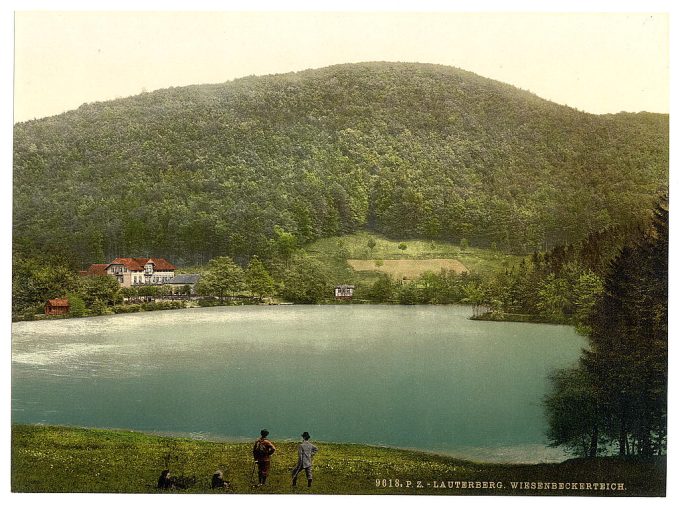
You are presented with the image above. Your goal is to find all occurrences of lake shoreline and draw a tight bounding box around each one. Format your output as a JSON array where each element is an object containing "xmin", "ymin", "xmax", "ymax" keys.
[
  {"xmin": 11, "ymin": 424, "xmax": 666, "ymax": 496},
  {"xmin": 470, "ymin": 312, "xmax": 571, "ymax": 325},
  {"xmin": 15, "ymin": 299, "xmax": 475, "ymax": 323},
  {"xmin": 17, "ymin": 301, "xmax": 574, "ymax": 328}
]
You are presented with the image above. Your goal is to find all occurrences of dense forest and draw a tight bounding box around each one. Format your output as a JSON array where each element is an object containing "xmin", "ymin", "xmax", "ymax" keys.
[{"xmin": 13, "ymin": 62, "xmax": 668, "ymax": 267}]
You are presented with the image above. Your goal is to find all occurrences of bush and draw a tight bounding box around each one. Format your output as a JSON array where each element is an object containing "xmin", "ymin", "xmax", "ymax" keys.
[
  {"xmin": 281, "ymin": 256, "xmax": 333, "ymax": 304},
  {"xmin": 90, "ymin": 299, "xmax": 109, "ymax": 316},
  {"xmin": 111, "ymin": 304, "xmax": 142, "ymax": 314},
  {"xmin": 67, "ymin": 293, "xmax": 87, "ymax": 318},
  {"xmin": 197, "ymin": 298, "xmax": 224, "ymax": 307},
  {"xmin": 141, "ymin": 301, "xmax": 185, "ymax": 312},
  {"xmin": 14, "ymin": 309, "xmax": 38, "ymax": 321},
  {"xmin": 369, "ymin": 274, "xmax": 395, "ymax": 302},
  {"xmin": 397, "ymin": 282, "xmax": 420, "ymax": 305},
  {"xmin": 110, "ymin": 301, "xmax": 186, "ymax": 314}
]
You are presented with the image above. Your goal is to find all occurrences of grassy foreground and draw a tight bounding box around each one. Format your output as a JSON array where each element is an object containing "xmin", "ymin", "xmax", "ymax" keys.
[{"xmin": 11, "ymin": 425, "xmax": 665, "ymax": 496}]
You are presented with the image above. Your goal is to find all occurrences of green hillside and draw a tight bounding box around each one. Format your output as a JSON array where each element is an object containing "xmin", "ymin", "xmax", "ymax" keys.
[{"xmin": 13, "ymin": 62, "xmax": 668, "ymax": 266}]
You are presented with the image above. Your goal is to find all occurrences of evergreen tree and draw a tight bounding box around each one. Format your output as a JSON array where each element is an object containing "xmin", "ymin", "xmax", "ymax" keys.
[
  {"xmin": 545, "ymin": 195, "xmax": 667, "ymax": 458},
  {"xmin": 545, "ymin": 367, "xmax": 602, "ymax": 458},
  {"xmin": 576, "ymin": 195, "xmax": 667, "ymax": 456},
  {"xmin": 572, "ymin": 270, "xmax": 604, "ymax": 336}
]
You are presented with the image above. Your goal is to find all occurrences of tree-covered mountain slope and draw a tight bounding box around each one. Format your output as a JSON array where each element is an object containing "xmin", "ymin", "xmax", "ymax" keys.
[{"xmin": 13, "ymin": 62, "xmax": 668, "ymax": 266}]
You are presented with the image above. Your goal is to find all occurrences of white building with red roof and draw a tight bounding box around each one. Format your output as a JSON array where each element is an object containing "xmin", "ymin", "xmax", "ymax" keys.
[{"xmin": 82, "ymin": 258, "xmax": 176, "ymax": 287}]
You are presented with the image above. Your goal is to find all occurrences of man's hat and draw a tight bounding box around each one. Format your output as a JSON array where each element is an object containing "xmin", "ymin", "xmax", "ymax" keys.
[
  {"xmin": 260, "ymin": 429, "xmax": 269, "ymax": 437},
  {"xmin": 301, "ymin": 432, "xmax": 310, "ymax": 439}
]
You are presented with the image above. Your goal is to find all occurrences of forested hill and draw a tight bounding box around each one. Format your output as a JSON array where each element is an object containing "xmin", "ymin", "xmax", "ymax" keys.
[{"xmin": 13, "ymin": 62, "xmax": 668, "ymax": 266}]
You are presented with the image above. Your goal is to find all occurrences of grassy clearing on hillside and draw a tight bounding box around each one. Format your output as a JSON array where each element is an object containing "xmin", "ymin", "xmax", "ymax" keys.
[
  {"xmin": 348, "ymin": 259, "xmax": 468, "ymax": 280},
  {"xmin": 305, "ymin": 231, "xmax": 522, "ymax": 285},
  {"xmin": 12, "ymin": 425, "xmax": 665, "ymax": 496}
]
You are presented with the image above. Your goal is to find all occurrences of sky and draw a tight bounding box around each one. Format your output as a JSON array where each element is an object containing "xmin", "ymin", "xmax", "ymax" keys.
[{"xmin": 12, "ymin": 9, "xmax": 670, "ymax": 122}]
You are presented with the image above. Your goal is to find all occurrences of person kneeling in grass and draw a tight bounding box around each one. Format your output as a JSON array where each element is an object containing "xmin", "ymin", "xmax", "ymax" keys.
[
  {"xmin": 292, "ymin": 431, "xmax": 318, "ymax": 488},
  {"xmin": 157, "ymin": 469, "xmax": 174, "ymax": 490},
  {"xmin": 211, "ymin": 469, "xmax": 230, "ymax": 491}
]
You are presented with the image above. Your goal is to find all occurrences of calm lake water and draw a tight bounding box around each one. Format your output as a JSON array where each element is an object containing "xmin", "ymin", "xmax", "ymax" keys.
[{"xmin": 12, "ymin": 305, "xmax": 585, "ymax": 463}]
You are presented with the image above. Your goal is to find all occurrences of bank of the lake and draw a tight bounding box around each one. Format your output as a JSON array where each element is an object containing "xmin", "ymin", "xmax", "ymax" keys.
[
  {"xmin": 22, "ymin": 301, "xmax": 569, "ymax": 326},
  {"xmin": 11, "ymin": 425, "xmax": 665, "ymax": 496},
  {"xmin": 470, "ymin": 312, "xmax": 569, "ymax": 325}
]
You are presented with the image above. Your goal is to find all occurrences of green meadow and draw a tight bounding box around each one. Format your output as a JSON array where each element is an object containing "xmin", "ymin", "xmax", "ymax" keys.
[
  {"xmin": 305, "ymin": 231, "xmax": 522, "ymax": 286},
  {"xmin": 11, "ymin": 425, "xmax": 665, "ymax": 496}
]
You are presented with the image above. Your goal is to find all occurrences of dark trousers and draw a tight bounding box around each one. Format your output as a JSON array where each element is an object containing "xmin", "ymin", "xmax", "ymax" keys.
[{"xmin": 257, "ymin": 460, "xmax": 271, "ymax": 484}]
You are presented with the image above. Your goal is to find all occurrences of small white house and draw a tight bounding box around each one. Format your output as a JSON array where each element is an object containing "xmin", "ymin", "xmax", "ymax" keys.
[{"xmin": 334, "ymin": 284, "xmax": 355, "ymax": 300}]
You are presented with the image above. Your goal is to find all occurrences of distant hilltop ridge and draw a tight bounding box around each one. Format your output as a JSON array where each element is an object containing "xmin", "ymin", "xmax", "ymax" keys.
[{"xmin": 13, "ymin": 62, "xmax": 668, "ymax": 266}]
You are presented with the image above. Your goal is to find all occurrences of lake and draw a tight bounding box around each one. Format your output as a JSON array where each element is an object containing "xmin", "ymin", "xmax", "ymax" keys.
[{"xmin": 11, "ymin": 305, "xmax": 585, "ymax": 463}]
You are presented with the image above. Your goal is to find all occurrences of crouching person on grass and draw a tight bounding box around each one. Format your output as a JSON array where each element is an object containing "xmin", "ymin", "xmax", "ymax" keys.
[
  {"xmin": 292, "ymin": 431, "xmax": 318, "ymax": 488},
  {"xmin": 157, "ymin": 469, "xmax": 174, "ymax": 490},
  {"xmin": 211, "ymin": 470, "xmax": 230, "ymax": 491}
]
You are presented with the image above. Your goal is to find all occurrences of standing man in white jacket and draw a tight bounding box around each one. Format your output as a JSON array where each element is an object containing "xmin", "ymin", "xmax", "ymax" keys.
[{"xmin": 292, "ymin": 431, "xmax": 318, "ymax": 488}]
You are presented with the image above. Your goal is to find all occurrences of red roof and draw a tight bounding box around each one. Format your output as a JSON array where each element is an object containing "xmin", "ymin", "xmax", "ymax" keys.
[
  {"xmin": 110, "ymin": 258, "xmax": 144, "ymax": 271},
  {"xmin": 46, "ymin": 298, "xmax": 69, "ymax": 307},
  {"xmin": 84, "ymin": 263, "xmax": 110, "ymax": 276},
  {"xmin": 109, "ymin": 257, "xmax": 176, "ymax": 271},
  {"xmin": 146, "ymin": 258, "xmax": 176, "ymax": 271}
]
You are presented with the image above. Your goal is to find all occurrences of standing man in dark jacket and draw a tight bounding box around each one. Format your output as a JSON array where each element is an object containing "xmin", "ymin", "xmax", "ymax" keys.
[
  {"xmin": 292, "ymin": 431, "xmax": 318, "ymax": 488},
  {"xmin": 253, "ymin": 429, "xmax": 276, "ymax": 486}
]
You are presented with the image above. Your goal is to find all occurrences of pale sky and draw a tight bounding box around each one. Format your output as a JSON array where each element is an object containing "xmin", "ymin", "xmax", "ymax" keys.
[{"xmin": 13, "ymin": 10, "xmax": 669, "ymax": 122}]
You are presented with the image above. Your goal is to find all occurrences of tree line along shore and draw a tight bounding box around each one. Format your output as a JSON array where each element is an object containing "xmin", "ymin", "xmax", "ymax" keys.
[{"xmin": 9, "ymin": 221, "xmax": 636, "ymax": 327}]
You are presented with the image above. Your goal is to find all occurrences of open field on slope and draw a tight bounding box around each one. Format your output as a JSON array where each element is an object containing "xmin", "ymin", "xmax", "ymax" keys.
[
  {"xmin": 347, "ymin": 258, "xmax": 469, "ymax": 280},
  {"xmin": 305, "ymin": 231, "xmax": 523, "ymax": 285}
]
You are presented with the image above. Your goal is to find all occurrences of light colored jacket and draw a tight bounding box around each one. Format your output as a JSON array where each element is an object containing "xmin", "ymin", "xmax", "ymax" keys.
[{"xmin": 297, "ymin": 440, "xmax": 318, "ymax": 468}]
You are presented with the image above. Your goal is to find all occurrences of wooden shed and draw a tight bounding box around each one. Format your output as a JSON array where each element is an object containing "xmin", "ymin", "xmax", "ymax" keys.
[{"xmin": 45, "ymin": 298, "xmax": 70, "ymax": 316}]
